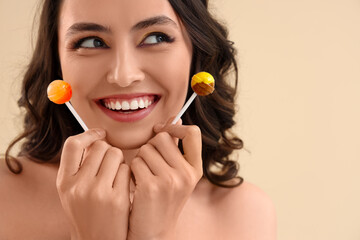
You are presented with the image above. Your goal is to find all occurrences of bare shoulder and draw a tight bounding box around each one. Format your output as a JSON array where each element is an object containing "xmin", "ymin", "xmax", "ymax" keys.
[
  {"xmin": 0, "ymin": 157, "xmax": 34, "ymax": 236},
  {"xmin": 228, "ymin": 181, "xmax": 276, "ymax": 214},
  {"xmin": 0, "ymin": 157, "xmax": 32, "ymax": 198},
  {"xmin": 0, "ymin": 156, "xmax": 60, "ymax": 208},
  {"xmin": 0, "ymin": 157, "xmax": 58, "ymax": 192},
  {"xmin": 0, "ymin": 157, "xmax": 68, "ymax": 239},
  {"xmin": 206, "ymin": 180, "xmax": 277, "ymax": 240}
]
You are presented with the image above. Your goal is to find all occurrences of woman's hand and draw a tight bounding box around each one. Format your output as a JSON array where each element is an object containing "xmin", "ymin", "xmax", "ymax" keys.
[
  {"xmin": 128, "ymin": 121, "xmax": 203, "ymax": 240},
  {"xmin": 56, "ymin": 129, "xmax": 131, "ymax": 240}
]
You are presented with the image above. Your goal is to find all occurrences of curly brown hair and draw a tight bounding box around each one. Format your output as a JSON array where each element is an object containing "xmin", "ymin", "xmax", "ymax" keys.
[{"xmin": 5, "ymin": 0, "xmax": 244, "ymax": 188}]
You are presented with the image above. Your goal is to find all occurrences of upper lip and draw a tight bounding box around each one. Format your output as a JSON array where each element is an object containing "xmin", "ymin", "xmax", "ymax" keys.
[{"xmin": 94, "ymin": 93, "xmax": 160, "ymax": 101}]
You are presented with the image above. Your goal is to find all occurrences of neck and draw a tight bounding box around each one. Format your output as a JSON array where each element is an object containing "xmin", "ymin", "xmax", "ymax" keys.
[{"xmin": 122, "ymin": 148, "xmax": 139, "ymax": 166}]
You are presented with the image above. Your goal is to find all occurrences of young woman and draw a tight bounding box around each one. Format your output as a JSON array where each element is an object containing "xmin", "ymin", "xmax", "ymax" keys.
[{"xmin": 0, "ymin": 0, "xmax": 276, "ymax": 239}]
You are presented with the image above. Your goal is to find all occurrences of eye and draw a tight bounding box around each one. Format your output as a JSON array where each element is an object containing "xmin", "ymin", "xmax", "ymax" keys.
[
  {"xmin": 140, "ymin": 32, "xmax": 174, "ymax": 46},
  {"xmin": 74, "ymin": 37, "xmax": 108, "ymax": 49}
]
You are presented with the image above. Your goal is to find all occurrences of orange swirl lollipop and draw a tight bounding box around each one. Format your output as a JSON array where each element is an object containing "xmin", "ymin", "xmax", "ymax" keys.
[
  {"xmin": 47, "ymin": 80, "xmax": 72, "ymax": 104},
  {"xmin": 172, "ymin": 72, "xmax": 215, "ymax": 124},
  {"xmin": 47, "ymin": 80, "xmax": 88, "ymax": 131}
]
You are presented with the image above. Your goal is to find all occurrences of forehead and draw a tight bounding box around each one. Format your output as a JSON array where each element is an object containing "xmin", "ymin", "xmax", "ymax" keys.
[{"xmin": 58, "ymin": 0, "xmax": 179, "ymax": 31}]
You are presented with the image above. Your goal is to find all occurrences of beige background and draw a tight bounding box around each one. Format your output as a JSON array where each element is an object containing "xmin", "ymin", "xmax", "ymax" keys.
[{"xmin": 1, "ymin": 0, "xmax": 360, "ymax": 239}]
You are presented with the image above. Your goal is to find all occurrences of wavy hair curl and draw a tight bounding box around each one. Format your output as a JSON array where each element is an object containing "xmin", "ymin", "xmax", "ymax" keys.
[{"xmin": 5, "ymin": 0, "xmax": 244, "ymax": 188}]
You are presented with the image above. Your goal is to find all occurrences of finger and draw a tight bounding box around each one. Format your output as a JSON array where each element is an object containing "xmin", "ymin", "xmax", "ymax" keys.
[
  {"xmin": 167, "ymin": 116, "xmax": 182, "ymax": 125},
  {"xmin": 154, "ymin": 117, "xmax": 182, "ymax": 132},
  {"xmin": 154, "ymin": 124, "xmax": 202, "ymax": 170},
  {"xmin": 130, "ymin": 157, "xmax": 155, "ymax": 185},
  {"xmin": 148, "ymin": 132, "xmax": 185, "ymax": 169},
  {"xmin": 136, "ymin": 144, "xmax": 172, "ymax": 176},
  {"xmin": 171, "ymin": 118, "xmax": 182, "ymax": 146},
  {"xmin": 59, "ymin": 129, "xmax": 106, "ymax": 177},
  {"xmin": 154, "ymin": 118, "xmax": 182, "ymax": 145},
  {"xmin": 113, "ymin": 163, "xmax": 131, "ymax": 194},
  {"xmin": 97, "ymin": 147, "xmax": 124, "ymax": 186},
  {"xmin": 77, "ymin": 140, "xmax": 110, "ymax": 178}
]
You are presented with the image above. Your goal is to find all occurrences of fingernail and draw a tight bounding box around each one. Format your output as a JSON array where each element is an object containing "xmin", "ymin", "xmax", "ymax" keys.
[
  {"xmin": 154, "ymin": 123, "xmax": 165, "ymax": 132},
  {"xmin": 94, "ymin": 128, "xmax": 106, "ymax": 137},
  {"xmin": 175, "ymin": 118, "xmax": 183, "ymax": 125}
]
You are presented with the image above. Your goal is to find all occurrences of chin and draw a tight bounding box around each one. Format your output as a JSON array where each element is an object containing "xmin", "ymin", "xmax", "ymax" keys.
[{"xmin": 105, "ymin": 128, "xmax": 154, "ymax": 150}]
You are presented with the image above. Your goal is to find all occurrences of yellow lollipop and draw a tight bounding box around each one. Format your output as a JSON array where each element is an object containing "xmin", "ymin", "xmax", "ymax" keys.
[
  {"xmin": 172, "ymin": 72, "xmax": 215, "ymax": 124},
  {"xmin": 191, "ymin": 72, "xmax": 215, "ymax": 96}
]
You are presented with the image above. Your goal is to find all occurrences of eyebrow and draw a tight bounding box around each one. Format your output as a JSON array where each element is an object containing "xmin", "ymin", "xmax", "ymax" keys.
[
  {"xmin": 66, "ymin": 23, "xmax": 111, "ymax": 38},
  {"xmin": 132, "ymin": 15, "xmax": 178, "ymax": 31},
  {"xmin": 65, "ymin": 15, "xmax": 177, "ymax": 38}
]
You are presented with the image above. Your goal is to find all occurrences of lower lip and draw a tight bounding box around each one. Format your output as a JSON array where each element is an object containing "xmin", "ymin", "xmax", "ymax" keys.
[{"xmin": 96, "ymin": 101, "xmax": 157, "ymax": 122}]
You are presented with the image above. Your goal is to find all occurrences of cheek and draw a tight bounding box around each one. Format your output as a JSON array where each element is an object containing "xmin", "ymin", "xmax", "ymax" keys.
[
  {"xmin": 147, "ymin": 46, "xmax": 192, "ymax": 99},
  {"xmin": 60, "ymin": 55, "xmax": 107, "ymax": 99},
  {"xmin": 154, "ymin": 59, "xmax": 190, "ymax": 117}
]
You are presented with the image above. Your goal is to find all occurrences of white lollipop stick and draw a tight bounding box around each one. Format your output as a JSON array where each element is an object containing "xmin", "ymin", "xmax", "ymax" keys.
[
  {"xmin": 171, "ymin": 92, "xmax": 197, "ymax": 124},
  {"xmin": 65, "ymin": 102, "xmax": 89, "ymax": 131}
]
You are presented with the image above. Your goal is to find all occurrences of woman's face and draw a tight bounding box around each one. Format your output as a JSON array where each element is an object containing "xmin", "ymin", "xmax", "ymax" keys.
[{"xmin": 58, "ymin": 0, "xmax": 193, "ymax": 149}]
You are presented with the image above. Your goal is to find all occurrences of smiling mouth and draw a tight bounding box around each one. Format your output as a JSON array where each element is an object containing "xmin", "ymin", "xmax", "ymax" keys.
[{"xmin": 99, "ymin": 95, "xmax": 160, "ymax": 113}]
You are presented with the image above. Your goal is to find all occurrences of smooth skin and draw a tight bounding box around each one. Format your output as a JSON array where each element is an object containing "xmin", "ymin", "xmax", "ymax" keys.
[
  {"xmin": 0, "ymin": 0, "xmax": 277, "ymax": 239},
  {"xmin": 57, "ymin": 129, "xmax": 131, "ymax": 240},
  {"xmin": 0, "ymin": 153, "xmax": 276, "ymax": 239},
  {"xmin": 57, "ymin": 119, "xmax": 203, "ymax": 240},
  {"xmin": 128, "ymin": 121, "xmax": 203, "ymax": 240},
  {"xmin": 58, "ymin": 0, "xmax": 193, "ymax": 150}
]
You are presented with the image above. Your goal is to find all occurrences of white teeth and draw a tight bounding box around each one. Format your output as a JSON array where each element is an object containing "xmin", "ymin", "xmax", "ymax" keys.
[
  {"xmin": 130, "ymin": 100, "xmax": 138, "ymax": 110},
  {"xmin": 104, "ymin": 97, "xmax": 155, "ymax": 111},
  {"xmin": 115, "ymin": 101, "xmax": 121, "ymax": 110},
  {"xmin": 111, "ymin": 102, "xmax": 116, "ymax": 110},
  {"xmin": 122, "ymin": 101, "xmax": 130, "ymax": 110},
  {"xmin": 139, "ymin": 99, "xmax": 145, "ymax": 109}
]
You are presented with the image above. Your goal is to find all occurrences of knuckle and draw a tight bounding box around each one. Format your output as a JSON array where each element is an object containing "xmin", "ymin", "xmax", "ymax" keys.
[
  {"xmin": 130, "ymin": 157, "xmax": 143, "ymax": 171},
  {"xmin": 56, "ymin": 178, "xmax": 67, "ymax": 193},
  {"xmin": 64, "ymin": 137, "xmax": 81, "ymax": 150},
  {"xmin": 138, "ymin": 144, "xmax": 150, "ymax": 155},
  {"xmin": 130, "ymin": 157, "xmax": 139, "ymax": 169},
  {"xmin": 70, "ymin": 185, "xmax": 87, "ymax": 200},
  {"xmin": 181, "ymin": 175, "xmax": 193, "ymax": 188},
  {"xmin": 119, "ymin": 162, "xmax": 130, "ymax": 172},
  {"xmin": 89, "ymin": 186, "xmax": 106, "ymax": 201},
  {"xmin": 190, "ymin": 174, "xmax": 199, "ymax": 186},
  {"xmin": 93, "ymin": 140, "xmax": 109, "ymax": 149},
  {"xmin": 144, "ymin": 182, "xmax": 160, "ymax": 197},
  {"xmin": 109, "ymin": 146, "xmax": 122, "ymax": 155},
  {"xmin": 155, "ymin": 132, "xmax": 170, "ymax": 141},
  {"xmin": 107, "ymin": 147, "xmax": 123, "ymax": 161},
  {"xmin": 186, "ymin": 125, "xmax": 201, "ymax": 137},
  {"xmin": 193, "ymin": 168, "xmax": 203, "ymax": 182},
  {"xmin": 182, "ymin": 171, "xmax": 199, "ymax": 187},
  {"xmin": 196, "ymin": 168, "xmax": 204, "ymax": 180},
  {"xmin": 165, "ymin": 173, "xmax": 194, "ymax": 195},
  {"xmin": 163, "ymin": 174, "xmax": 176, "ymax": 188},
  {"xmin": 88, "ymin": 129, "xmax": 103, "ymax": 138}
]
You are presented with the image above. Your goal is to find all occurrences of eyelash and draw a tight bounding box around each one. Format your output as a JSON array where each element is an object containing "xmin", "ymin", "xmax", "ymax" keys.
[
  {"xmin": 71, "ymin": 32, "xmax": 175, "ymax": 50},
  {"xmin": 139, "ymin": 32, "xmax": 175, "ymax": 47},
  {"xmin": 72, "ymin": 36, "xmax": 107, "ymax": 49}
]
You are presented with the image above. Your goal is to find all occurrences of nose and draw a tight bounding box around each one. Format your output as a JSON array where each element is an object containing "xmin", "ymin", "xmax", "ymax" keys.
[{"xmin": 106, "ymin": 46, "xmax": 145, "ymax": 87}]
